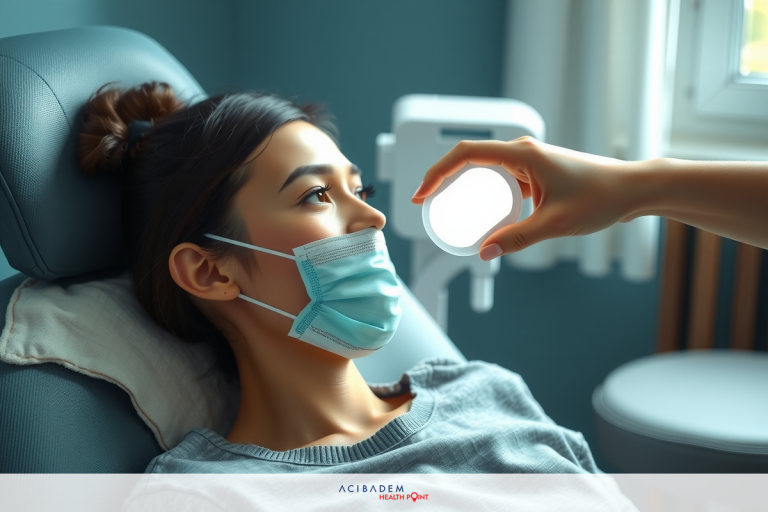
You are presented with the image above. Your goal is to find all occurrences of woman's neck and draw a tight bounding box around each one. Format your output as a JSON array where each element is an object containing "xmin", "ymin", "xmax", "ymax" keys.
[{"xmin": 223, "ymin": 318, "xmax": 412, "ymax": 451}]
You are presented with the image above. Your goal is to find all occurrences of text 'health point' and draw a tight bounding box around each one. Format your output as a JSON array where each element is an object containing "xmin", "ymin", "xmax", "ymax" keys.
[{"xmin": 422, "ymin": 165, "xmax": 522, "ymax": 256}]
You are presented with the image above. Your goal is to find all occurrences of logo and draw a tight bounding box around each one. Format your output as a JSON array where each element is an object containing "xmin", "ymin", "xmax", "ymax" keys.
[{"xmin": 338, "ymin": 484, "xmax": 430, "ymax": 502}]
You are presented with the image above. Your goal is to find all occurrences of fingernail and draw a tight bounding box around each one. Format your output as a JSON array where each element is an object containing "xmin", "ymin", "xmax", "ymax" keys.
[
  {"xmin": 479, "ymin": 244, "xmax": 502, "ymax": 261},
  {"xmin": 411, "ymin": 181, "xmax": 424, "ymax": 199}
]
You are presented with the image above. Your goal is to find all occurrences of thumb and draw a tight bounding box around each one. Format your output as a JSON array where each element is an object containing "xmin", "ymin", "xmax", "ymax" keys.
[{"xmin": 479, "ymin": 212, "xmax": 557, "ymax": 260}]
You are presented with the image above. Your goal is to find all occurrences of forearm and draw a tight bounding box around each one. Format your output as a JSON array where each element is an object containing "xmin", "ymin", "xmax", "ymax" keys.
[{"xmin": 620, "ymin": 158, "xmax": 768, "ymax": 249}]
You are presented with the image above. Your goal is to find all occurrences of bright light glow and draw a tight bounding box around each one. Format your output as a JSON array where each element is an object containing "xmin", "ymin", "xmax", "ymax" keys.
[{"xmin": 429, "ymin": 167, "xmax": 512, "ymax": 248}]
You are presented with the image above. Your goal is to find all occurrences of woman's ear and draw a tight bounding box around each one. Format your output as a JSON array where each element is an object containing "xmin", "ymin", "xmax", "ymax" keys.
[{"xmin": 169, "ymin": 243, "xmax": 240, "ymax": 301}]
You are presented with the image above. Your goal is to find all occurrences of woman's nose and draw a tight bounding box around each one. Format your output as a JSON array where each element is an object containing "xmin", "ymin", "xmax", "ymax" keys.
[{"xmin": 347, "ymin": 197, "xmax": 386, "ymax": 233}]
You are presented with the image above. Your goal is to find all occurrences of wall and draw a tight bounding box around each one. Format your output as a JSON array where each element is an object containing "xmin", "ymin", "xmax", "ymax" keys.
[
  {"xmin": 0, "ymin": 0, "xmax": 107, "ymax": 39},
  {"xmin": 103, "ymin": 0, "xmax": 239, "ymax": 93},
  {"xmin": 233, "ymin": 0, "xmax": 507, "ymax": 285},
  {"xmin": 0, "ymin": 0, "xmax": 239, "ymax": 100},
  {"xmin": 0, "ymin": 0, "xmax": 665, "ymax": 472}
]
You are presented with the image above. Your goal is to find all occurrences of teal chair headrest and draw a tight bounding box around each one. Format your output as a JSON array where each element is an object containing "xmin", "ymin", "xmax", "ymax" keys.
[{"xmin": 0, "ymin": 26, "xmax": 205, "ymax": 279}]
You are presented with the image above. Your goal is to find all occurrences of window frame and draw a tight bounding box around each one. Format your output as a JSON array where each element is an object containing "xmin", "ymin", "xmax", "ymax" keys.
[
  {"xmin": 695, "ymin": 0, "xmax": 768, "ymax": 120},
  {"xmin": 665, "ymin": 0, "xmax": 768, "ymax": 161}
]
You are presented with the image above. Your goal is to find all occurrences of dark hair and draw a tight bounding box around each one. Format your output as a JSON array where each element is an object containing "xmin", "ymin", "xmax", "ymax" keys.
[{"xmin": 78, "ymin": 82, "xmax": 338, "ymax": 387}]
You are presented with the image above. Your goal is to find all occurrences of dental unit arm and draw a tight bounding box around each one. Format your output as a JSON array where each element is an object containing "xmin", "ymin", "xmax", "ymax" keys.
[{"xmin": 377, "ymin": 95, "xmax": 545, "ymax": 330}]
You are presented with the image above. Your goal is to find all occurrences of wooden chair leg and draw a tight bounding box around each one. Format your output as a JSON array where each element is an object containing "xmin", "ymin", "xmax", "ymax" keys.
[
  {"xmin": 657, "ymin": 220, "xmax": 688, "ymax": 353},
  {"xmin": 729, "ymin": 243, "xmax": 762, "ymax": 350},
  {"xmin": 687, "ymin": 230, "xmax": 722, "ymax": 350}
]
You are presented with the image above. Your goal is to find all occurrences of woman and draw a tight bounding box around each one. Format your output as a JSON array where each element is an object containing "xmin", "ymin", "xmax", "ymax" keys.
[{"xmin": 78, "ymin": 82, "xmax": 600, "ymax": 475}]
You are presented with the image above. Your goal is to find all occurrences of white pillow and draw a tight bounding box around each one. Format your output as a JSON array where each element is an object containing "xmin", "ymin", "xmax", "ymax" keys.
[{"xmin": 0, "ymin": 272, "xmax": 240, "ymax": 451}]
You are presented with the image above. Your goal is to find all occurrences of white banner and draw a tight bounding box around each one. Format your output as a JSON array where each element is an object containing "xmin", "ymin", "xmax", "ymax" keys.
[{"xmin": 1, "ymin": 474, "xmax": 767, "ymax": 512}]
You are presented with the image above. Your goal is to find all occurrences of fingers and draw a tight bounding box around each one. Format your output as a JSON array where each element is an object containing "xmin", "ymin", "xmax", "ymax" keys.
[
  {"xmin": 411, "ymin": 139, "xmax": 533, "ymax": 204},
  {"xmin": 478, "ymin": 211, "xmax": 557, "ymax": 260}
]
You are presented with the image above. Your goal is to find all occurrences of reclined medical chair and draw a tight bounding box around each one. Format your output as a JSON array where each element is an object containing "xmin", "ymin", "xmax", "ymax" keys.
[
  {"xmin": 593, "ymin": 221, "xmax": 768, "ymax": 472},
  {"xmin": 0, "ymin": 26, "xmax": 466, "ymax": 473}
]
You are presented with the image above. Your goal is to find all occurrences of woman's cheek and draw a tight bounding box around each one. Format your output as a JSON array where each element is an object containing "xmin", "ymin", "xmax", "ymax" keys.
[{"xmin": 290, "ymin": 220, "xmax": 340, "ymax": 246}]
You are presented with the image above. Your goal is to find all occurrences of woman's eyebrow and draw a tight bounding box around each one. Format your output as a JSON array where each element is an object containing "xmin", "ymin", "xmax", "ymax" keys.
[
  {"xmin": 279, "ymin": 163, "xmax": 361, "ymax": 192},
  {"xmin": 279, "ymin": 164, "xmax": 333, "ymax": 192}
]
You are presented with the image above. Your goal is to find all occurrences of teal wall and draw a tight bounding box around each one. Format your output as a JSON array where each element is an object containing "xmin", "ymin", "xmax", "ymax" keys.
[
  {"xmin": 232, "ymin": 0, "xmax": 508, "ymax": 289},
  {"xmin": 0, "ymin": 0, "xmax": 239, "ymax": 95},
  {"xmin": 0, "ymin": 0, "xmax": 667, "ymax": 472},
  {"xmin": 0, "ymin": 0, "xmax": 107, "ymax": 38}
]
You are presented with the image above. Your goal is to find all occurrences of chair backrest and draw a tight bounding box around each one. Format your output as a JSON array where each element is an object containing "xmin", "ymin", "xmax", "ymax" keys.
[
  {"xmin": 656, "ymin": 219, "xmax": 766, "ymax": 352},
  {"xmin": 0, "ymin": 26, "xmax": 203, "ymax": 280},
  {"xmin": 0, "ymin": 26, "xmax": 206, "ymax": 472}
]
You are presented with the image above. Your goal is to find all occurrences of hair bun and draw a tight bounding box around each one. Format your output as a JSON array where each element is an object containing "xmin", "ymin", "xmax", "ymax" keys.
[{"xmin": 78, "ymin": 81, "xmax": 182, "ymax": 176}]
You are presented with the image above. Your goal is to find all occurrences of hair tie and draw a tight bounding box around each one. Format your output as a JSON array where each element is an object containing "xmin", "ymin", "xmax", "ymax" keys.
[{"xmin": 126, "ymin": 119, "xmax": 152, "ymax": 151}]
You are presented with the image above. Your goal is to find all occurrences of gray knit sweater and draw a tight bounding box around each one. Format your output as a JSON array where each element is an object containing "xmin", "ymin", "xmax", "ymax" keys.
[{"xmin": 144, "ymin": 357, "xmax": 600, "ymax": 474}]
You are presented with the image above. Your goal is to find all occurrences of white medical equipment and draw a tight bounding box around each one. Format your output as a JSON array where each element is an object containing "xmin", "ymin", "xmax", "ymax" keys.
[
  {"xmin": 422, "ymin": 164, "xmax": 523, "ymax": 257},
  {"xmin": 377, "ymin": 94, "xmax": 544, "ymax": 329}
]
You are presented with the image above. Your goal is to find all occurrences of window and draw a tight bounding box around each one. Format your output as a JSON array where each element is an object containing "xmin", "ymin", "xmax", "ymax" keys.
[
  {"xmin": 738, "ymin": 0, "xmax": 768, "ymax": 80},
  {"xmin": 668, "ymin": 0, "xmax": 768, "ymax": 160},
  {"xmin": 694, "ymin": 0, "xmax": 768, "ymax": 119}
]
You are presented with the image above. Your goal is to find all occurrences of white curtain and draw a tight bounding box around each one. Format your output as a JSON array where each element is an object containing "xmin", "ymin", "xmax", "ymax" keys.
[{"xmin": 501, "ymin": 0, "xmax": 680, "ymax": 282}]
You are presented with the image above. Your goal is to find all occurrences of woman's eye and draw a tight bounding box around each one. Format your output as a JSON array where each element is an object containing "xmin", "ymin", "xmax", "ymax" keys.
[
  {"xmin": 355, "ymin": 184, "xmax": 376, "ymax": 201},
  {"xmin": 302, "ymin": 186, "xmax": 332, "ymax": 205}
]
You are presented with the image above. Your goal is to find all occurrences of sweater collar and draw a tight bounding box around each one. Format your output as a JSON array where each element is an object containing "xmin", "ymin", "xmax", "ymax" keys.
[{"xmin": 189, "ymin": 360, "xmax": 437, "ymax": 465}]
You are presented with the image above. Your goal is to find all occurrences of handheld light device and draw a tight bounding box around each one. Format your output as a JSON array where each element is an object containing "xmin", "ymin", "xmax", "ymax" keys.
[
  {"xmin": 422, "ymin": 164, "xmax": 522, "ymax": 256},
  {"xmin": 376, "ymin": 94, "xmax": 544, "ymax": 326}
]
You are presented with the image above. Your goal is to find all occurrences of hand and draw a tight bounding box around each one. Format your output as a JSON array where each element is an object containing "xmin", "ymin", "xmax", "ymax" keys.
[{"xmin": 411, "ymin": 137, "xmax": 639, "ymax": 260}]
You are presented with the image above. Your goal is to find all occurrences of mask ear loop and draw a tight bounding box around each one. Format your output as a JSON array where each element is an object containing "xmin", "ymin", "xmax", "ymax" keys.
[
  {"xmin": 203, "ymin": 233, "xmax": 298, "ymax": 320},
  {"xmin": 204, "ymin": 234, "xmax": 297, "ymax": 260},
  {"xmin": 236, "ymin": 294, "xmax": 297, "ymax": 320}
]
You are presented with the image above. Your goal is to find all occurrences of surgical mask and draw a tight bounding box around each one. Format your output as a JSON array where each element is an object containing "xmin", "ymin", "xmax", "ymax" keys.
[{"xmin": 204, "ymin": 227, "xmax": 402, "ymax": 359}]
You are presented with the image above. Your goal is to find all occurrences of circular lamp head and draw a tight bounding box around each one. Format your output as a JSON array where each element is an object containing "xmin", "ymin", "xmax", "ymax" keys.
[{"xmin": 422, "ymin": 164, "xmax": 522, "ymax": 256}]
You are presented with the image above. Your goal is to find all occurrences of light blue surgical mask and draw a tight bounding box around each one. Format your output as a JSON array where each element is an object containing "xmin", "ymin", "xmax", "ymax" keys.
[{"xmin": 204, "ymin": 227, "xmax": 402, "ymax": 359}]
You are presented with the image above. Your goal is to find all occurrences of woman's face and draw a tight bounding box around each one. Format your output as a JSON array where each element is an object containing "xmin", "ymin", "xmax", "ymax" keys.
[{"xmin": 229, "ymin": 120, "xmax": 386, "ymax": 332}]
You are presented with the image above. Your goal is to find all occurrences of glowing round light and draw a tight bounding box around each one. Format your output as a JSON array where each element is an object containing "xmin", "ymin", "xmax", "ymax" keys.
[{"xmin": 422, "ymin": 165, "xmax": 522, "ymax": 256}]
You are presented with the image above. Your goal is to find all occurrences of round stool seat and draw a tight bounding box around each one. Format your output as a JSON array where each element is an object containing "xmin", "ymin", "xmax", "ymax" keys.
[{"xmin": 593, "ymin": 350, "xmax": 768, "ymax": 472}]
